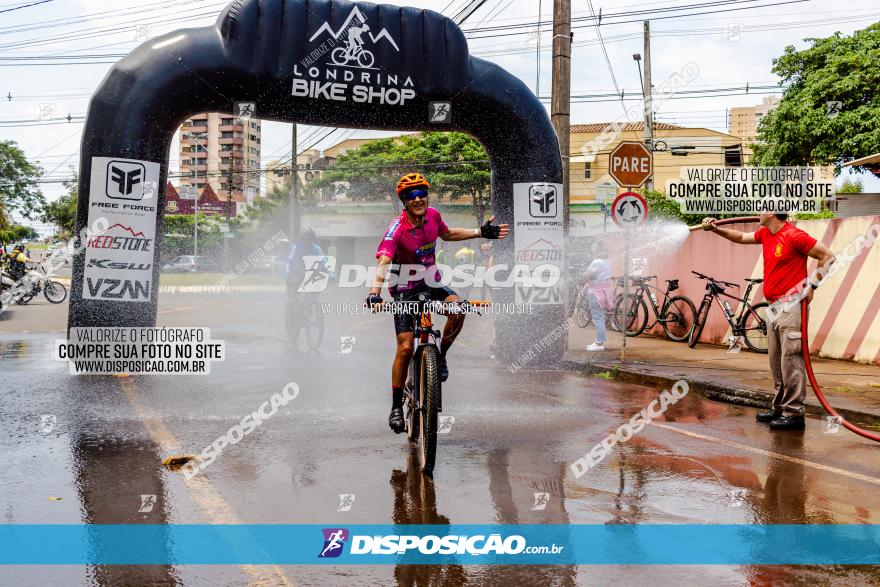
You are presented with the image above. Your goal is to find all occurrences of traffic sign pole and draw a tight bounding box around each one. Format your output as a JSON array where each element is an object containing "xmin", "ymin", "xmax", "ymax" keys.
[{"xmin": 621, "ymin": 225, "xmax": 631, "ymax": 362}]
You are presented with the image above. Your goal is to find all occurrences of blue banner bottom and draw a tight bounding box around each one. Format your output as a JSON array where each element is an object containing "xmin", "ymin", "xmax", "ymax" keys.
[{"xmin": 1, "ymin": 524, "xmax": 878, "ymax": 565}]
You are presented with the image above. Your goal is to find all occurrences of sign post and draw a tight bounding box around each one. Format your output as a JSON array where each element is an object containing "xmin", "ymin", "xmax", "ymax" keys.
[{"xmin": 610, "ymin": 190, "xmax": 648, "ymax": 362}]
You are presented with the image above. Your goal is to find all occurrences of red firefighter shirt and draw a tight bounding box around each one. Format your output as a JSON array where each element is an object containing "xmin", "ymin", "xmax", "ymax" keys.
[{"xmin": 753, "ymin": 222, "xmax": 817, "ymax": 301}]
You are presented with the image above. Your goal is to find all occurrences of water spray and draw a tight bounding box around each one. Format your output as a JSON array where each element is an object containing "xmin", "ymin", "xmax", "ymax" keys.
[{"xmin": 689, "ymin": 215, "xmax": 880, "ymax": 443}]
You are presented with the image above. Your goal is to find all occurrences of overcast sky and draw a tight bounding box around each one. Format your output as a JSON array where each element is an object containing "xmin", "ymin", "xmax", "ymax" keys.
[{"xmin": 2, "ymin": 0, "xmax": 878, "ymax": 231}]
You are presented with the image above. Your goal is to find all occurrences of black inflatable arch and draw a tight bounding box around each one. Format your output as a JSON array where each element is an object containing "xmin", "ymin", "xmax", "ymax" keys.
[{"xmin": 71, "ymin": 0, "xmax": 563, "ymax": 359}]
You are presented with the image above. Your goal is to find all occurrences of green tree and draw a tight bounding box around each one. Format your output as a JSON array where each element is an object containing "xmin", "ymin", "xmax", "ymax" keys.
[
  {"xmin": 752, "ymin": 23, "xmax": 880, "ymax": 171},
  {"xmin": 42, "ymin": 171, "xmax": 78, "ymax": 237},
  {"xmin": 315, "ymin": 132, "xmax": 491, "ymax": 222},
  {"xmin": 0, "ymin": 140, "xmax": 46, "ymax": 230},
  {"xmin": 837, "ymin": 178, "xmax": 863, "ymax": 193}
]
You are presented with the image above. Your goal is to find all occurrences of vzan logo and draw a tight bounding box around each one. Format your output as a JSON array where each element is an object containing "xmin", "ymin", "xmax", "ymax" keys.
[
  {"xmin": 107, "ymin": 160, "xmax": 146, "ymax": 200},
  {"xmin": 292, "ymin": 7, "xmax": 415, "ymax": 106}
]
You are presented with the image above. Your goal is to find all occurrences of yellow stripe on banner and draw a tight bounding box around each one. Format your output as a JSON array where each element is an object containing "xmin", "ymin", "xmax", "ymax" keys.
[{"xmin": 117, "ymin": 377, "xmax": 293, "ymax": 587}]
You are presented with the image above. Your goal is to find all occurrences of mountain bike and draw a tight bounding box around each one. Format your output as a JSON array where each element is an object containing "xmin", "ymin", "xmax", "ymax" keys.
[
  {"xmin": 384, "ymin": 296, "xmax": 488, "ymax": 475},
  {"xmin": 613, "ymin": 276, "xmax": 696, "ymax": 341},
  {"xmin": 688, "ymin": 271, "xmax": 769, "ymax": 353}
]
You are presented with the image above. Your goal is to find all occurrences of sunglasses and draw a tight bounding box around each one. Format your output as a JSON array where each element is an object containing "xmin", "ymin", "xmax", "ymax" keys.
[{"xmin": 403, "ymin": 188, "xmax": 429, "ymax": 201}]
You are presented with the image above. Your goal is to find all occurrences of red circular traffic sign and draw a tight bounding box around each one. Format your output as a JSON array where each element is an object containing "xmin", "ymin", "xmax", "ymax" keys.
[{"xmin": 611, "ymin": 191, "xmax": 648, "ymax": 228}]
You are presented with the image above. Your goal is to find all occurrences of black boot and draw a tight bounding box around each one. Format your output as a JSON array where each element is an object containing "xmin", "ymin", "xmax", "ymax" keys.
[
  {"xmin": 439, "ymin": 353, "xmax": 449, "ymax": 382},
  {"xmin": 756, "ymin": 408, "xmax": 782, "ymax": 423},
  {"xmin": 770, "ymin": 415, "xmax": 805, "ymax": 430},
  {"xmin": 388, "ymin": 405, "xmax": 405, "ymax": 434}
]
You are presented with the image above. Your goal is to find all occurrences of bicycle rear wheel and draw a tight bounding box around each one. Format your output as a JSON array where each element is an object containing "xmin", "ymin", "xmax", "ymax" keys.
[
  {"xmin": 661, "ymin": 295, "xmax": 696, "ymax": 342},
  {"xmin": 740, "ymin": 302, "xmax": 770, "ymax": 353},
  {"xmin": 688, "ymin": 299, "xmax": 711, "ymax": 348},
  {"xmin": 417, "ymin": 345, "xmax": 440, "ymax": 475},
  {"xmin": 614, "ymin": 295, "xmax": 648, "ymax": 337}
]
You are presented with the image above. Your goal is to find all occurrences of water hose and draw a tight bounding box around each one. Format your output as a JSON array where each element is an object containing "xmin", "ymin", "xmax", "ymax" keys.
[{"xmin": 690, "ymin": 216, "xmax": 880, "ymax": 442}]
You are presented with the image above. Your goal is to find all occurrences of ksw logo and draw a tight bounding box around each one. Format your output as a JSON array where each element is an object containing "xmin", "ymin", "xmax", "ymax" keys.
[
  {"xmin": 318, "ymin": 528, "xmax": 349, "ymax": 558},
  {"xmin": 309, "ymin": 6, "xmax": 400, "ymax": 69},
  {"xmin": 86, "ymin": 278, "xmax": 151, "ymax": 301},
  {"xmin": 529, "ymin": 184, "xmax": 557, "ymax": 218},
  {"xmin": 106, "ymin": 161, "xmax": 146, "ymax": 200},
  {"xmin": 88, "ymin": 259, "xmax": 152, "ymax": 271}
]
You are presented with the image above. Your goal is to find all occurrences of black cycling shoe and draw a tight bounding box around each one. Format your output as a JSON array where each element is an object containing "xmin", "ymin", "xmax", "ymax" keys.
[
  {"xmin": 770, "ymin": 415, "xmax": 805, "ymax": 431},
  {"xmin": 439, "ymin": 354, "xmax": 449, "ymax": 382},
  {"xmin": 756, "ymin": 409, "xmax": 782, "ymax": 423},
  {"xmin": 388, "ymin": 405, "xmax": 405, "ymax": 434}
]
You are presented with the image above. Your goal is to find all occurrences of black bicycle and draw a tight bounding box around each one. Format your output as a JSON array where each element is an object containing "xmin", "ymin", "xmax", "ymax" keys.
[
  {"xmin": 688, "ymin": 271, "xmax": 769, "ymax": 353},
  {"xmin": 613, "ymin": 276, "xmax": 697, "ymax": 342},
  {"xmin": 285, "ymin": 293, "xmax": 324, "ymax": 350},
  {"xmin": 569, "ymin": 277, "xmax": 625, "ymax": 332},
  {"xmin": 381, "ymin": 296, "xmax": 487, "ymax": 475}
]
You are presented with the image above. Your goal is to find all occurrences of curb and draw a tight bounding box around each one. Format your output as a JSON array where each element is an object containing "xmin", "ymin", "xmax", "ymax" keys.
[{"xmin": 561, "ymin": 356, "xmax": 880, "ymax": 428}]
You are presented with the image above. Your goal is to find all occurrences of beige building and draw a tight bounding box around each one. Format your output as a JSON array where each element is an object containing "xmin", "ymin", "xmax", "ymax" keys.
[
  {"xmin": 570, "ymin": 122, "xmax": 744, "ymax": 204},
  {"xmin": 728, "ymin": 96, "xmax": 780, "ymax": 156},
  {"xmin": 179, "ymin": 113, "xmax": 262, "ymax": 209}
]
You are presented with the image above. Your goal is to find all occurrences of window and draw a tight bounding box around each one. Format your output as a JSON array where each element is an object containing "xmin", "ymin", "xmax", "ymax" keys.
[
  {"xmin": 584, "ymin": 162, "xmax": 591, "ymax": 179},
  {"xmin": 221, "ymin": 118, "xmax": 234, "ymax": 125},
  {"xmin": 724, "ymin": 145, "xmax": 743, "ymax": 167},
  {"xmin": 249, "ymin": 134, "xmax": 257, "ymax": 141},
  {"xmin": 221, "ymin": 144, "xmax": 233, "ymax": 151},
  {"xmin": 221, "ymin": 131, "xmax": 234, "ymax": 138}
]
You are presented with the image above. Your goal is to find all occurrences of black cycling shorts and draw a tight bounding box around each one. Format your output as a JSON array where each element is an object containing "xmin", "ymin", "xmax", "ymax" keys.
[{"xmin": 392, "ymin": 283, "xmax": 458, "ymax": 335}]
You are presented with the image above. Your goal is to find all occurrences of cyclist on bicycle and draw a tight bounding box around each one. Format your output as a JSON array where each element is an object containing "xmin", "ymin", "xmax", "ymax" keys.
[
  {"xmin": 367, "ymin": 173, "xmax": 509, "ymax": 434},
  {"xmin": 346, "ymin": 22, "xmax": 370, "ymax": 56},
  {"xmin": 285, "ymin": 228, "xmax": 333, "ymax": 311}
]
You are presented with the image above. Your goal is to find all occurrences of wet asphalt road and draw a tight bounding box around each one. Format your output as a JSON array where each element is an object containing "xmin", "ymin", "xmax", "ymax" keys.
[{"xmin": 1, "ymin": 289, "xmax": 879, "ymax": 586}]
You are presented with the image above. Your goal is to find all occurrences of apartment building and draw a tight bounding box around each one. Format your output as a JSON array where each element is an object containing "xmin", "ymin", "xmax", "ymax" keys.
[
  {"xmin": 178, "ymin": 113, "xmax": 262, "ymax": 211},
  {"xmin": 728, "ymin": 96, "xmax": 780, "ymax": 156}
]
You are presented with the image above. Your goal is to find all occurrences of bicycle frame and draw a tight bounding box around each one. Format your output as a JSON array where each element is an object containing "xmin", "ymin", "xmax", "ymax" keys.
[
  {"xmin": 700, "ymin": 280, "xmax": 760, "ymax": 333},
  {"xmin": 627, "ymin": 278, "xmax": 676, "ymax": 329}
]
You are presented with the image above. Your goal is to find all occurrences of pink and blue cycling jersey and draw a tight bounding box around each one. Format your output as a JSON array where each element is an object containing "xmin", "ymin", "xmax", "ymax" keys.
[{"xmin": 376, "ymin": 207, "xmax": 448, "ymax": 292}]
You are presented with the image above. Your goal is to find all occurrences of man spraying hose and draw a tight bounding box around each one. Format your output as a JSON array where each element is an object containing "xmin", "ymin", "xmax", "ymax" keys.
[{"xmin": 700, "ymin": 214, "xmax": 833, "ymax": 430}]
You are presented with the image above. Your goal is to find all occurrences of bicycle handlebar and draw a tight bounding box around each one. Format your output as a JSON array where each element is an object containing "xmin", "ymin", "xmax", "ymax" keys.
[{"xmin": 690, "ymin": 271, "xmax": 739, "ymax": 289}]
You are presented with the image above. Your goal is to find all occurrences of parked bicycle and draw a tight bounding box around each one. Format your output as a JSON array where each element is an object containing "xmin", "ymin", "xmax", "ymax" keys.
[
  {"xmin": 687, "ymin": 271, "xmax": 769, "ymax": 353},
  {"xmin": 613, "ymin": 276, "xmax": 696, "ymax": 342},
  {"xmin": 569, "ymin": 277, "xmax": 624, "ymax": 332}
]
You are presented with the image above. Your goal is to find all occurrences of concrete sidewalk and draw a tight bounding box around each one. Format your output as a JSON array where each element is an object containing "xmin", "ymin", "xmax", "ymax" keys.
[{"xmin": 565, "ymin": 323, "xmax": 880, "ymax": 428}]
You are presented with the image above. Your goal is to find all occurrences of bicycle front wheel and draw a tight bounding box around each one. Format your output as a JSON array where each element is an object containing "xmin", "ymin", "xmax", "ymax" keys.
[
  {"xmin": 304, "ymin": 303, "xmax": 324, "ymax": 350},
  {"xmin": 614, "ymin": 295, "xmax": 648, "ymax": 337},
  {"xmin": 661, "ymin": 295, "xmax": 696, "ymax": 342},
  {"xmin": 44, "ymin": 280, "xmax": 67, "ymax": 304},
  {"xmin": 574, "ymin": 292, "xmax": 592, "ymax": 328},
  {"xmin": 740, "ymin": 302, "xmax": 770, "ymax": 354},
  {"xmin": 688, "ymin": 299, "xmax": 711, "ymax": 348},
  {"xmin": 417, "ymin": 345, "xmax": 440, "ymax": 475}
]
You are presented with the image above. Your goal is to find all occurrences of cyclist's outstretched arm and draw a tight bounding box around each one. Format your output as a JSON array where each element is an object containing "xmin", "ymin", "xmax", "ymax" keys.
[
  {"xmin": 700, "ymin": 217, "xmax": 757, "ymax": 244},
  {"xmin": 440, "ymin": 216, "xmax": 510, "ymax": 242}
]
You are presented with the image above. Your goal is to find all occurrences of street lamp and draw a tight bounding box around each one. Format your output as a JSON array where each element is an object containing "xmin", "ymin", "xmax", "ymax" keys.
[{"xmin": 186, "ymin": 130, "xmax": 207, "ymax": 258}]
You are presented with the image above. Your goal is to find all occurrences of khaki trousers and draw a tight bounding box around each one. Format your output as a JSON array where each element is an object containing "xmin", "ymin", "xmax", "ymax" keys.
[{"xmin": 767, "ymin": 301, "xmax": 807, "ymax": 417}]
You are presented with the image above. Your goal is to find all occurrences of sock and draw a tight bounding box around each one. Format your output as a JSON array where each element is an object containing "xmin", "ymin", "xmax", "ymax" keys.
[{"xmin": 392, "ymin": 387, "xmax": 403, "ymax": 408}]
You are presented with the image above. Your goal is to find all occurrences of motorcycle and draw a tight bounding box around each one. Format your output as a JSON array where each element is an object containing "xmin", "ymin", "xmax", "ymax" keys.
[{"xmin": 14, "ymin": 269, "xmax": 68, "ymax": 305}]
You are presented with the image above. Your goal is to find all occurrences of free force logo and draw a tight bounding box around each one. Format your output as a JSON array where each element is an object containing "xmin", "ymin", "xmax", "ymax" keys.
[
  {"xmin": 107, "ymin": 161, "xmax": 146, "ymax": 200},
  {"xmin": 529, "ymin": 184, "xmax": 558, "ymax": 218},
  {"xmin": 319, "ymin": 528, "xmax": 349, "ymax": 558}
]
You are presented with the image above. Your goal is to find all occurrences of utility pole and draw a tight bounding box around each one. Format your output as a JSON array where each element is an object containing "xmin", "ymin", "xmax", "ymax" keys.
[
  {"xmin": 224, "ymin": 158, "xmax": 235, "ymax": 272},
  {"xmin": 536, "ymin": 0, "xmax": 542, "ymax": 96},
  {"xmin": 642, "ymin": 20, "xmax": 654, "ymax": 191},
  {"xmin": 551, "ymin": 0, "xmax": 571, "ymax": 234},
  {"xmin": 288, "ymin": 123, "xmax": 301, "ymax": 243}
]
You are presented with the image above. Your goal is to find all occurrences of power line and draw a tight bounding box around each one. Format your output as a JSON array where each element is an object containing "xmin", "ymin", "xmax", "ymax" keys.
[{"xmin": 0, "ymin": 0, "xmax": 53, "ymax": 15}]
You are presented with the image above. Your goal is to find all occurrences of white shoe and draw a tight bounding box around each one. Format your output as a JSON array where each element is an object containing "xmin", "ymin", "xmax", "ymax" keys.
[{"xmin": 586, "ymin": 342, "xmax": 605, "ymax": 352}]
